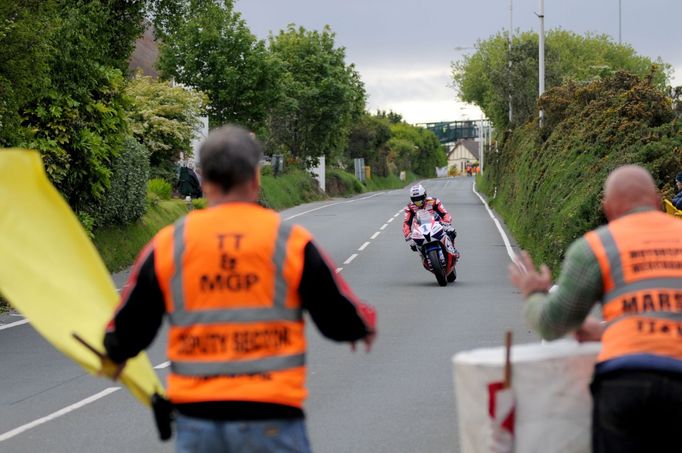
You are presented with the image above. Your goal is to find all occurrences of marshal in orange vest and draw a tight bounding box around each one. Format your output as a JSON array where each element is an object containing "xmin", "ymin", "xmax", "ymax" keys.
[
  {"xmin": 154, "ymin": 202, "xmax": 312, "ymax": 408},
  {"xmin": 584, "ymin": 210, "xmax": 682, "ymax": 365}
]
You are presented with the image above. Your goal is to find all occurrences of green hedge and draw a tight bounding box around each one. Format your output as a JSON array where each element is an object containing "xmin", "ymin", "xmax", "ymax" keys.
[
  {"xmin": 483, "ymin": 71, "xmax": 682, "ymax": 273},
  {"xmin": 96, "ymin": 137, "xmax": 150, "ymax": 226}
]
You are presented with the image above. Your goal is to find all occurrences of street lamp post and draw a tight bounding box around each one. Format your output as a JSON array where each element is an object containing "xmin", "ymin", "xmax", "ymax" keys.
[
  {"xmin": 508, "ymin": 0, "xmax": 513, "ymax": 124},
  {"xmin": 538, "ymin": 0, "xmax": 545, "ymax": 126}
]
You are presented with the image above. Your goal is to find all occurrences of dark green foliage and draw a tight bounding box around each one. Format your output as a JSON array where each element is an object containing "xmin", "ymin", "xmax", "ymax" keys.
[
  {"xmin": 97, "ymin": 137, "xmax": 150, "ymax": 226},
  {"xmin": 0, "ymin": 1, "xmax": 53, "ymax": 146},
  {"xmin": 483, "ymin": 72, "xmax": 682, "ymax": 273},
  {"xmin": 158, "ymin": 0, "xmax": 278, "ymax": 131},
  {"xmin": 266, "ymin": 25, "xmax": 366, "ymax": 166},
  {"xmin": 5, "ymin": 0, "xmax": 150, "ymax": 222},
  {"xmin": 347, "ymin": 114, "xmax": 392, "ymax": 176}
]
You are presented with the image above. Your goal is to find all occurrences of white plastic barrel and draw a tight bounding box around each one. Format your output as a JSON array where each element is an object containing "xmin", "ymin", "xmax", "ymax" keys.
[{"xmin": 452, "ymin": 339, "xmax": 601, "ymax": 453}]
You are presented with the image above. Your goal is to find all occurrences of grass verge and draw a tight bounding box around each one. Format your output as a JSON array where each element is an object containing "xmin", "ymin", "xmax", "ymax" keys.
[
  {"xmin": 260, "ymin": 169, "xmax": 326, "ymax": 210},
  {"xmin": 93, "ymin": 199, "xmax": 189, "ymax": 272}
]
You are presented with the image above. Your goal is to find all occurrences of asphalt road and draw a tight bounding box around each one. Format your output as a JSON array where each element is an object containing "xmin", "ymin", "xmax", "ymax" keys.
[{"xmin": 0, "ymin": 176, "xmax": 536, "ymax": 452}]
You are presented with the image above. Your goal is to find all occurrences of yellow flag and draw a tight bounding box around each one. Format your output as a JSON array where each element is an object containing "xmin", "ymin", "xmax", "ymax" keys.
[{"xmin": 0, "ymin": 149, "xmax": 164, "ymax": 406}]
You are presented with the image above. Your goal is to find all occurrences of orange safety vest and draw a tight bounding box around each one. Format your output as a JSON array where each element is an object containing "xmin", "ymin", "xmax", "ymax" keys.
[
  {"xmin": 584, "ymin": 210, "xmax": 682, "ymax": 364},
  {"xmin": 154, "ymin": 202, "xmax": 312, "ymax": 408}
]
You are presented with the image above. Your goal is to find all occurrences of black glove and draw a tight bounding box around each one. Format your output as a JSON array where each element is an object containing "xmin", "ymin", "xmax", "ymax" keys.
[{"xmin": 407, "ymin": 239, "xmax": 418, "ymax": 252}]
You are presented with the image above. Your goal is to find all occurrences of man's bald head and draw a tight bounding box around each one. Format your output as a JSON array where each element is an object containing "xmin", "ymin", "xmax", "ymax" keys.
[{"xmin": 603, "ymin": 165, "xmax": 659, "ymax": 220}]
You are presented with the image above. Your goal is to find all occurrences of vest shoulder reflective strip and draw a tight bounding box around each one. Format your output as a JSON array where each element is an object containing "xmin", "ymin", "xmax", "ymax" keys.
[
  {"xmin": 584, "ymin": 225, "xmax": 620, "ymax": 293},
  {"xmin": 167, "ymin": 215, "xmax": 302, "ymax": 326},
  {"xmin": 584, "ymin": 227, "xmax": 616, "ymax": 293}
]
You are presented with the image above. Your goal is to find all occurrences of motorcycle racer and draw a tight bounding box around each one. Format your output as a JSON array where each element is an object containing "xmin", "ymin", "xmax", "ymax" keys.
[{"xmin": 403, "ymin": 184, "xmax": 458, "ymax": 256}]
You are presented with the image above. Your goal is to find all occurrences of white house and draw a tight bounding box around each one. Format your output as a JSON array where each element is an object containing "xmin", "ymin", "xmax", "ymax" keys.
[{"xmin": 447, "ymin": 139, "xmax": 480, "ymax": 173}]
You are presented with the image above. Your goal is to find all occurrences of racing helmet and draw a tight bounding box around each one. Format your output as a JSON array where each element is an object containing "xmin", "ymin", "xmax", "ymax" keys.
[{"xmin": 409, "ymin": 184, "xmax": 427, "ymax": 207}]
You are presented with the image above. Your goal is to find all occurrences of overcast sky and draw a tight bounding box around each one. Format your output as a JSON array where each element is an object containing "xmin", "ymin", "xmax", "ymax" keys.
[{"xmin": 236, "ymin": 0, "xmax": 682, "ymax": 124}]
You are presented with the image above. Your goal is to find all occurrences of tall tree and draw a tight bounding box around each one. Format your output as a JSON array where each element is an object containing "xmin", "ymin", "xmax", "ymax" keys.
[
  {"xmin": 0, "ymin": 1, "xmax": 54, "ymax": 146},
  {"xmin": 157, "ymin": 0, "xmax": 278, "ymax": 130},
  {"xmin": 266, "ymin": 25, "xmax": 366, "ymax": 166},
  {"xmin": 125, "ymin": 73, "xmax": 207, "ymax": 180},
  {"xmin": 452, "ymin": 29, "xmax": 671, "ymax": 130}
]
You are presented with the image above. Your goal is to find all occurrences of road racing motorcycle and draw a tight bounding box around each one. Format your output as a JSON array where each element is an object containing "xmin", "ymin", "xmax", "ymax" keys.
[{"xmin": 410, "ymin": 209, "xmax": 458, "ymax": 286}]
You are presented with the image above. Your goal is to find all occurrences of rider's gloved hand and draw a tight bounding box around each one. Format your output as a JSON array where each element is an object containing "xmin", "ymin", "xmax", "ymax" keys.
[
  {"xmin": 444, "ymin": 224, "xmax": 456, "ymax": 238},
  {"xmin": 407, "ymin": 239, "xmax": 418, "ymax": 252}
]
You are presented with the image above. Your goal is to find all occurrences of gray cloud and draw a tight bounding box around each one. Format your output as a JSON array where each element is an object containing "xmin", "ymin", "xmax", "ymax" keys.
[{"xmin": 237, "ymin": 0, "xmax": 682, "ymax": 122}]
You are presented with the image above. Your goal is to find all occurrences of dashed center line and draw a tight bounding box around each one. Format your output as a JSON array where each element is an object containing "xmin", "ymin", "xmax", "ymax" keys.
[
  {"xmin": 370, "ymin": 232, "xmax": 380, "ymax": 240},
  {"xmin": 358, "ymin": 242, "xmax": 370, "ymax": 251},
  {"xmin": 344, "ymin": 254, "xmax": 358, "ymax": 265},
  {"xmin": 379, "ymin": 224, "xmax": 388, "ymax": 230},
  {"xmin": 154, "ymin": 361, "xmax": 170, "ymax": 369},
  {"xmin": 335, "ymin": 268, "xmax": 343, "ymax": 273},
  {"xmin": 387, "ymin": 217, "xmax": 394, "ymax": 223}
]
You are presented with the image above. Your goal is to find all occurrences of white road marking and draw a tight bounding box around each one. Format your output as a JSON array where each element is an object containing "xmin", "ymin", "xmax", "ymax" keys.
[
  {"xmin": 387, "ymin": 217, "xmax": 394, "ymax": 223},
  {"xmin": 154, "ymin": 361, "xmax": 170, "ymax": 369},
  {"xmin": 0, "ymin": 319, "xmax": 29, "ymax": 331},
  {"xmin": 1, "ymin": 284, "xmax": 126, "ymax": 332},
  {"xmin": 335, "ymin": 268, "xmax": 343, "ymax": 273},
  {"xmin": 283, "ymin": 193, "xmax": 385, "ymax": 221},
  {"xmin": 0, "ymin": 387, "xmax": 121, "ymax": 443},
  {"xmin": 396, "ymin": 210, "xmax": 403, "ymax": 216},
  {"xmin": 283, "ymin": 201, "xmax": 346, "ymax": 220},
  {"xmin": 472, "ymin": 181, "xmax": 516, "ymax": 263},
  {"xmin": 379, "ymin": 224, "xmax": 388, "ymax": 230},
  {"xmin": 393, "ymin": 213, "xmax": 400, "ymax": 218},
  {"xmin": 343, "ymin": 254, "xmax": 358, "ymax": 265},
  {"xmin": 370, "ymin": 232, "xmax": 381, "ymax": 240},
  {"xmin": 358, "ymin": 242, "xmax": 370, "ymax": 251}
]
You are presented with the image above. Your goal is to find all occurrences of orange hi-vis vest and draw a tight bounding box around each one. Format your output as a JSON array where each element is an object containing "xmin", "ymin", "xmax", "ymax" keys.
[
  {"xmin": 154, "ymin": 202, "xmax": 312, "ymax": 408},
  {"xmin": 584, "ymin": 210, "xmax": 682, "ymax": 364}
]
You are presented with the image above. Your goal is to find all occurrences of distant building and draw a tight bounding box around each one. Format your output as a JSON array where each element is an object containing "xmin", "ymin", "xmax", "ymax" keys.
[
  {"xmin": 128, "ymin": 26, "xmax": 159, "ymax": 78},
  {"xmin": 447, "ymin": 139, "xmax": 480, "ymax": 173}
]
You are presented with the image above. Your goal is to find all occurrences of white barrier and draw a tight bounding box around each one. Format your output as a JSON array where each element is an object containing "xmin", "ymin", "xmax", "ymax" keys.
[{"xmin": 453, "ymin": 340, "xmax": 601, "ymax": 453}]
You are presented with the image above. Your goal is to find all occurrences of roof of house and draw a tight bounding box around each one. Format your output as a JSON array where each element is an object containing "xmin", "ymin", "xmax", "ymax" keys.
[{"xmin": 448, "ymin": 139, "xmax": 480, "ymax": 160}]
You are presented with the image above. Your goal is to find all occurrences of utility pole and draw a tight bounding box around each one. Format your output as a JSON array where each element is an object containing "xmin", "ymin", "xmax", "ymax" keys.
[
  {"xmin": 618, "ymin": 0, "xmax": 622, "ymax": 43},
  {"xmin": 508, "ymin": 0, "xmax": 513, "ymax": 125},
  {"xmin": 538, "ymin": 0, "xmax": 545, "ymax": 126}
]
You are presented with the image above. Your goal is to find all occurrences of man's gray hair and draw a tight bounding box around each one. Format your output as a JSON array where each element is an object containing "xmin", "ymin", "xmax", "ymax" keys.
[{"xmin": 199, "ymin": 125, "xmax": 262, "ymax": 193}]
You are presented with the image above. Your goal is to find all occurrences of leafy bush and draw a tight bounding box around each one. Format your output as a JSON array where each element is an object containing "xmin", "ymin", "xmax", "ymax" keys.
[
  {"xmin": 483, "ymin": 71, "xmax": 682, "ymax": 272},
  {"xmin": 77, "ymin": 211, "xmax": 96, "ymax": 239},
  {"xmin": 96, "ymin": 137, "xmax": 150, "ymax": 226},
  {"xmin": 147, "ymin": 178, "xmax": 173, "ymax": 200}
]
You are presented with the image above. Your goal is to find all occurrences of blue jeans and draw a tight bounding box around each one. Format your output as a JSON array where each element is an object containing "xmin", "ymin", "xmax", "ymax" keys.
[{"xmin": 176, "ymin": 415, "xmax": 312, "ymax": 453}]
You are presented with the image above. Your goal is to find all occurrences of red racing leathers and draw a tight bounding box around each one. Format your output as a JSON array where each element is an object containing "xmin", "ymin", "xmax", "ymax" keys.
[{"xmin": 402, "ymin": 197, "xmax": 453, "ymax": 240}]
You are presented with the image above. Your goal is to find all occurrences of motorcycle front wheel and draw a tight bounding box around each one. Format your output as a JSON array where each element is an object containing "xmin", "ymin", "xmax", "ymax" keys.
[{"xmin": 427, "ymin": 249, "xmax": 447, "ymax": 287}]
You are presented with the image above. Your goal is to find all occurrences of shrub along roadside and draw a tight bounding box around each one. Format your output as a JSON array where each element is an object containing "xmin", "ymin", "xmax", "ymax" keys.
[{"xmin": 480, "ymin": 71, "xmax": 682, "ymax": 274}]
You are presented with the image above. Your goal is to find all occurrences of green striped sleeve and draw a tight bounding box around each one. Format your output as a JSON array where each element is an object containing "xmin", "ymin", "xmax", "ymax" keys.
[{"xmin": 524, "ymin": 236, "xmax": 604, "ymax": 340}]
